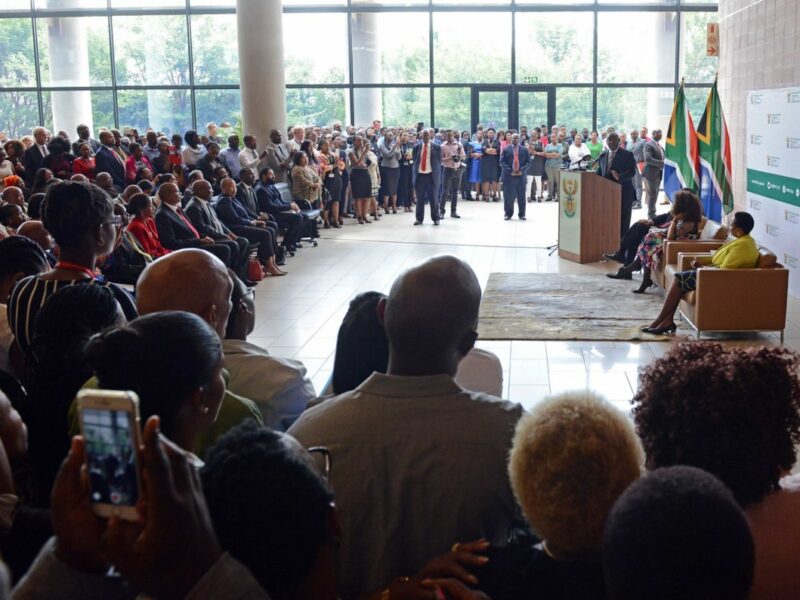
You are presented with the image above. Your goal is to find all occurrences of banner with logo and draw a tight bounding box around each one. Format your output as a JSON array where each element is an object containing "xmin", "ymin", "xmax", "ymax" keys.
[{"xmin": 746, "ymin": 87, "xmax": 800, "ymax": 296}]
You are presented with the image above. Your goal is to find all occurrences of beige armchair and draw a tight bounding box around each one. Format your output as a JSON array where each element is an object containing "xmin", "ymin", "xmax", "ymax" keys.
[{"xmin": 672, "ymin": 247, "xmax": 789, "ymax": 342}]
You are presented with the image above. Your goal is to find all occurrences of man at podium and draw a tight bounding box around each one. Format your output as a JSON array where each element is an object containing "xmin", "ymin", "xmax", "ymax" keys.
[{"xmin": 596, "ymin": 132, "xmax": 637, "ymax": 237}]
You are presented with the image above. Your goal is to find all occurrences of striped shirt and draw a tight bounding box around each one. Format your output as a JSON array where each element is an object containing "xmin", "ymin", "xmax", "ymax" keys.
[{"xmin": 7, "ymin": 276, "xmax": 138, "ymax": 356}]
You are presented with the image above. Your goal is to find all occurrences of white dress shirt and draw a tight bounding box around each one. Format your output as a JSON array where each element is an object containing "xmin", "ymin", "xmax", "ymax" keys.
[
  {"xmin": 288, "ymin": 372, "xmax": 524, "ymax": 599},
  {"xmin": 181, "ymin": 144, "xmax": 207, "ymax": 167},
  {"xmin": 222, "ymin": 339, "xmax": 315, "ymax": 431}
]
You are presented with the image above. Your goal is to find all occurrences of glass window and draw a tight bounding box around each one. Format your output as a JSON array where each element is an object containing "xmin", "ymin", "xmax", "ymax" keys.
[
  {"xmin": 680, "ymin": 12, "xmax": 718, "ymax": 84},
  {"xmin": 351, "ymin": 12, "xmax": 429, "ymax": 84},
  {"xmin": 597, "ymin": 12, "xmax": 677, "ymax": 83},
  {"xmin": 596, "ymin": 87, "xmax": 672, "ymax": 134},
  {"xmin": 434, "ymin": 0, "xmax": 509, "ymax": 4},
  {"xmin": 434, "ymin": 87, "xmax": 470, "ymax": 131},
  {"xmin": 37, "ymin": 17, "xmax": 111, "ymax": 87},
  {"xmin": 286, "ymin": 88, "xmax": 348, "ymax": 127},
  {"xmin": 111, "ymin": 0, "xmax": 184, "ymax": 7},
  {"xmin": 41, "ymin": 89, "xmax": 115, "ymax": 134},
  {"xmin": 556, "ymin": 87, "xmax": 592, "ymax": 130},
  {"xmin": 516, "ymin": 0, "xmax": 591, "ymax": 4},
  {"xmin": 477, "ymin": 90, "xmax": 509, "ymax": 130},
  {"xmin": 684, "ymin": 87, "xmax": 711, "ymax": 122},
  {"xmin": 195, "ymin": 89, "xmax": 241, "ymax": 134},
  {"xmin": 113, "ymin": 16, "xmax": 189, "ymax": 86},
  {"xmin": 0, "ymin": 91, "xmax": 40, "ymax": 139},
  {"xmin": 598, "ymin": 0, "xmax": 675, "ymax": 4},
  {"xmin": 191, "ymin": 0, "xmax": 235, "ymax": 6},
  {"xmin": 284, "ymin": 0, "xmax": 346, "ymax": 5},
  {"xmin": 191, "ymin": 14, "xmax": 239, "ymax": 85},
  {"xmin": 117, "ymin": 89, "xmax": 192, "ymax": 136},
  {"xmin": 283, "ymin": 14, "xmax": 348, "ymax": 84},
  {"xmin": 517, "ymin": 90, "xmax": 550, "ymax": 130},
  {"xmin": 2, "ymin": 0, "xmax": 34, "ymax": 10},
  {"xmin": 34, "ymin": 0, "xmax": 106, "ymax": 8},
  {"xmin": 352, "ymin": 87, "xmax": 430, "ymax": 127},
  {"xmin": 0, "ymin": 19, "xmax": 36, "ymax": 87},
  {"xmin": 515, "ymin": 12, "xmax": 593, "ymax": 84},
  {"xmin": 433, "ymin": 13, "xmax": 511, "ymax": 84}
]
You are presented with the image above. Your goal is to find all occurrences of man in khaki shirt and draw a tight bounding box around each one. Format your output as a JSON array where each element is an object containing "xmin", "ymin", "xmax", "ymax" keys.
[{"xmin": 289, "ymin": 256, "xmax": 523, "ymax": 599}]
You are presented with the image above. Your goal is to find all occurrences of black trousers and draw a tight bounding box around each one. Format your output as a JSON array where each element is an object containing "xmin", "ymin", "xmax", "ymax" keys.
[
  {"xmin": 618, "ymin": 221, "xmax": 652, "ymax": 264},
  {"xmin": 620, "ymin": 195, "xmax": 634, "ymax": 239},
  {"xmin": 204, "ymin": 238, "xmax": 248, "ymax": 280},
  {"xmin": 274, "ymin": 211, "xmax": 304, "ymax": 248},
  {"xmin": 414, "ymin": 173, "xmax": 439, "ymax": 223},
  {"xmin": 502, "ymin": 175, "xmax": 526, "ymax": 218},
  {"xmin": 230, "ymin": 225, "xmax": 275, "ymax": 262},
  {"xmin": 440, "ymin": 167, "xmax": 461, "ymax": 215}
]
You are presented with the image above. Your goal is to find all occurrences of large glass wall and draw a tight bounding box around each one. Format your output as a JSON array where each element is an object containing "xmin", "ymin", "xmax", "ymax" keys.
[{"xmin": 0, "ymin": 0, "xmax": 716, "ymax": 137}]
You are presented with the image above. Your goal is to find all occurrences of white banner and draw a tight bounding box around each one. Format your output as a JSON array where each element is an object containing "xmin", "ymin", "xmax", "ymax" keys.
[{"xmin": 746, "ymin": 87, "xmax": 800, "ymax": 297}]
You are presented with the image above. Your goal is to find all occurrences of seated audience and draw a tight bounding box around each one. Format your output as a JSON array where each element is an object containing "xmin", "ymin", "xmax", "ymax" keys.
[
  {"xmin": 224, "ymin": 272, "xmax": 313, "ymax": 429},
  {"xmin": 473, "ymin": 391, "xmax": 643, "ymax": 600},
  {"xmin": 95, "ymin": 131, "xmax": 125, "ymax": 190},
  {"xmin": 255, "ymin": 168, "xmax": 303, "ymax": 254},
  {"xmin": 70, "ymin": 143, "xmax": 96, "ymax": 180},
  {"xmin": 126, "ymin": 192, "xmax": 170, "ymax": 258},
  {"xmin": 6, "ymin": 182, "xmax": 137, "ymax": 366},
  {"xmin": 26, "ymin": 284, "xmax": 125, "ymax": 505},
  {"xmin": 24, "ymin": 193, "xmax": 44, "ymax": 220},
  {"xmin": 0, "ymin": 237, "xmax": 50, "ymax": 373},
  {"xmin": 133, "ymin": 249, "xmax": 263, "ymax": 455},
  {"xmin": 603, "ymin": 466, "xmax": 755, "ymax": 600},
  {"xmin": 86, "ymin": 311, "xmax": 224, "ymax": 456},
  {"xmin": 124, "ymin": 142, "xmax": 153, "ymax": 185},
  {"xmin": 29, "ymin": 169, "xmax": 54, "ymax": 197},
  {"xmin": 197, "ymin": 143, "xmax": 229, "ymax": 185},
  {"xmin": 289, "ymin": 255, "xmax": 524, "ymax": 598},
  {"xmin": 1, "ymin": 187, "xmax": 26, "ymax": 211},
  {"xmin": 236, "ymin": 167, "xmax": 285, "ymax": 265},
  {"xmin": 214, "ymin": 178, "xmax": 284, "ymax": 276},
  {"xmin": 642, "ymin": 211, "xmax": 759, "ymax": 334},
  {"xmin": 184, "ymin": 179, "xmax": 250, "ymax": 282},
  {"xmin": 15, "ymin": 220, "xmax": 56, "ymax": 266},
  {"xmin": 633, "ymin": 341, "xmax": 800, "ymax": 599},
  {"xmin": 40, "ymin": 138, "xmax": 72, "ymax": 181},
  {"xmin": 0, "ymin": 205, "xmax": 26, "ymax": 233},
  {"xmin": 98, "ymin": 203, "xmax": 152, "ymax": 285}
]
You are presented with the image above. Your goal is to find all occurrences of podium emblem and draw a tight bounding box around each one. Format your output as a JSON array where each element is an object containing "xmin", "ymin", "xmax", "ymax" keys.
[{"xmin": 562, "ymin": 178, "xmax": 578, "ymax": 218}]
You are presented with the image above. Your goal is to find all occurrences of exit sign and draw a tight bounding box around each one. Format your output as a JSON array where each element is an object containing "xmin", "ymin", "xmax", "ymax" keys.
[{"xmin": 707, "ymin": 23, "xmax": 719, "ymax": 57}]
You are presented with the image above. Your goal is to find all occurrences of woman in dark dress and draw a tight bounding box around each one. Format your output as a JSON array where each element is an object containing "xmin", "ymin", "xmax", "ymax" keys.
[
  {"xmin": 396, "ymin": 131, "xmax": 414, "ymax": 212},
  {"xmin": 318, "ymin": 139, "xmax": 342, "ymax": 229},
  {"xmin": 347, "ymin": 136, "xmax": 372, "ymax": 224},
  {"xmin": 459, "ymin": 130, "xmax": 472, "ymax": 200},
  {"xmin": 480, "ymin": 128, "xmax": 500, "ymax": 202}
]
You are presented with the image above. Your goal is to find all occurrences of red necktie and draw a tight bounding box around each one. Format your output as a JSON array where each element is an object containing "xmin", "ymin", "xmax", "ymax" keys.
[
  {"xmin": 513, "ymin": 147, "xmax": 520, "ymax": 172},
  {"xmin": 176, "ymin": 207, "xmax": 200, "ymax": 239},
  {"xmin": 421, "ymin": 143, "xmax": 428, "ymax": 172}
]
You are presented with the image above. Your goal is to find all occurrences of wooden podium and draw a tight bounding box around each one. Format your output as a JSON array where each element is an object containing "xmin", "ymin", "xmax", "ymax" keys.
[{"xmin": 557, "ymin": 169, "xmax": 621, "ymax": 264}]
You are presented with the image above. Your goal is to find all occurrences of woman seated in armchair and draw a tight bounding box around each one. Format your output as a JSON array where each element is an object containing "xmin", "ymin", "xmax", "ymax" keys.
[{"xmin": 642, "ymin": 211, "xmax": 759, "ymax": 335}]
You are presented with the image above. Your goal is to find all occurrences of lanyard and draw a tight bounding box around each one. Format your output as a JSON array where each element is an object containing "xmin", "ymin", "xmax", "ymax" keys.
[{"xmin": 55, "ymin": 261, "xmax": 96, "ymax": 279}]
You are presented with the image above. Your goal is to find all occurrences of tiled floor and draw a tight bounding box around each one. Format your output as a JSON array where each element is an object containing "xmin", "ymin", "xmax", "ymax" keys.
[{"xmin": 251, "ymin": 199, "xmax": 800, "ymax": 411}]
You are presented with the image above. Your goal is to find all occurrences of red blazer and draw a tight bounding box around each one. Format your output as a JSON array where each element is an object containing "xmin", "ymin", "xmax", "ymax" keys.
[
  {"xmin": 125, "ymin": 155, "xmax": 154, "ymax": 184},
  {"xmin": 127, "ymin": 216, "xmax": 169, "ymax": 258},
  {"xmin": 72, "ymin": 157, "xmax": 97, "ymax": 180}
]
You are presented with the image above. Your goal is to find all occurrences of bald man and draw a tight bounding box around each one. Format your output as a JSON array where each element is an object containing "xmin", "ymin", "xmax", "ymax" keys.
[
  {"xmin": 16, "ymin": 220, "xmax": 56, "ymax": 266},
  {"xmin": 1, "ymin": 187, "xmax": 25, "ymax": 210},
  {"xmin": 94, "ymin": 171, "xmax": 119, "ymax": 197},
  {"xmin": 135, "ymin": 249, "xmax": 263, "ymax": 454},
  {"xmin": 289, "ymin": 255, "xmax": 524, "ymax": 598}
]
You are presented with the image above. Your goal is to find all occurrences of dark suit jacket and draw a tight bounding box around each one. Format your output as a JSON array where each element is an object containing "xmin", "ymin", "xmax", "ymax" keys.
[
  {"xmin": 184, "ymin": 198, "xmax": 231, "ymax": 241},
  {"xmin": 255, "ymin": 182, "xmax": 291, "ymax": 216},
  {"xmin": 500, "ymin": 145, "xmax": 531, "ymax": 177},
  {"xmin": 235, "ymin": 183, "xmax": 261, "ymax": 218},
  {"xmin": 215, "ymin": 194, "xmax": 254, "ymax": 228},
  {"xmin": 411, "ymin": 141, "xmax": 441, "ymax": 187},
  {"xmin": 154, "ymin": 204, "xmax": 204, "ymax": 250},
  {"xmin": 196, "ymin": 155, "xmax": 231, "ymax": 183},
  {"xmin": 95, "ymin": 146, "xmax": 126, "ymax": 189},
  {"xmin": 598, "ymin": 147, "xmax": 637, "ymax": 203},
  {"xmin": 72, "ymin": 138, "xmax": 100, "ymax": 156},
  {"xmin": 22, "ymin": 145, "xmax": 47, "ymax": 187}
]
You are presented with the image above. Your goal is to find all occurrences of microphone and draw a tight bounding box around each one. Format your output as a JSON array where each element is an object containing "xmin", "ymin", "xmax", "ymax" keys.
[{"xmin": 589, "ymin": 150, "xmax": 608, "ymax": 168}]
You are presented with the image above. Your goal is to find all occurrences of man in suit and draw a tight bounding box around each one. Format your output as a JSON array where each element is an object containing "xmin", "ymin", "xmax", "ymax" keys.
[
  {"xmin": 95, "ymin": 131, "xmax": 126, "ymax": 191},
  {"xmin": 597, "ymin": 132, "xmax": 637, "ymax": 238},
  {"xmin": 72, "ymin": 124, "xmax": 100, "ymax": 156},
  {"xmin": 500, "ymin": 133, "xmax": 531, "ymax": 221},
  {"xmin": 412, "ymin": 128, "xmax": 442, "ymax": 226},
  {"xmin": 264, "ymin": 130, "xmax": 293, "ymax": 184},
  {"xmin": 22, "ymin": 127, "xmax": 50, "ymax": 187},
  {"xmin": 154, "ymin": 182, "xmax": 236, "ymax": 272},
  {"xmin": 215, "ymin": 177, "xmax": 278, "ymax": 269},
  {"xmin": 255, "ymin": 168, "xmax": 303, "ymax": 252},
  {"xmin": 196, "ymin": 143, "xmax": 231, "ymax": 185},
  {"xmin": 237, "ymin": 167, "xmax": 284, "ymax": 265},
  {"xmin": 642, "ymin": 129, "xmax": 665, "ymax": 219},
  {"xmin": 628, "ymin": 129, "xmax": 646, "ymax": 209},
  {"xmin": 184, "ymin": 179, "xmax": 249, "ymax": 281}
]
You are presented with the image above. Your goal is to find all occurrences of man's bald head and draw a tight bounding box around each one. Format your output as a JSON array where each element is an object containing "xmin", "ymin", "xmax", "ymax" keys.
[
  {"xmin": 1, "ymin": 187, "xmax": 24, "ymax": 207},
  {"xmin": 192, "ymin": 179, "xmax": 213, "ymax": 200},
  {"xmin": 95, "ymin": 172, "xmax": 113, "ymax": 188},
  {"xmin": 384, "ymin": 256, "xmax": 481, "ymax": 375},
  {"xmin": 16, "ymin": 220, "xmax": 53, "ymax": 252},
  {"xmin": 220, "ymin": 178, "xmax": 236, "ymax": 197},
  {"xmin": 136, "ymin": 249, "xmax": 233, "ymax": 337}
]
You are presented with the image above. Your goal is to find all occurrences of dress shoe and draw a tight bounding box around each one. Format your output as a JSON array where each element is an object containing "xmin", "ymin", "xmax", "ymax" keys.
[
  {"xmin": 642, "ymin": 323, "xmax": 677, "ymax": 335},
  {"xmin": 451, "ymin": 213, "xmax": 461, "ymax": 219},
  {"xmin": 603, "ymin": 252, "xmax": 625, "ymax": 263},
  {"xmin": 413, "ymin": 220, "xmax": 423, "ymax": 226},
  {"xmin": 633, "ymin": 278, "xmax": 655, "ymax": 294},
  {"xmin": 504, "ymin": 216, "xmax": 511, "ymax": 221},
  {"xmin": 606, "ymin": 269, "xmax": 633, "ymax": 280},
  {"xmin": 434, "ymin": 221, "xmax": 440, "ymax": 226},
  {"xmin": 519, "ymin": 216, "xmax": 526, "ymax": 220}
]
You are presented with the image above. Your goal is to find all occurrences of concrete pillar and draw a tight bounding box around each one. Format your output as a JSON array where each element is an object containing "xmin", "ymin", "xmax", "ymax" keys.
[
  {"xmin": 46, "ymin": 1, "xmax": 93, "ymax": 133},
  {"xmin": 351, "ymin": 12, "xmax": 382, "ymax": 125},
  {"xmin": 236, "ymin": 0, "xmax": 286, "ymax": 151}
]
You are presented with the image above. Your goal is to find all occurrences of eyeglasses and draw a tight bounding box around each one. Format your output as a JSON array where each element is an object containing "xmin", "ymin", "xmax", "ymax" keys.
[{"xmin": 308, "ymin": 446, "xmax": 332, "ymax": 482}]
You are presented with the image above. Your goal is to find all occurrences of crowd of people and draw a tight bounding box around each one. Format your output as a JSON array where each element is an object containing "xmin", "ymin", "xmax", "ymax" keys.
[{"xmin": 0, "ymin": 119, "xmax": 795, "ymax": 600}]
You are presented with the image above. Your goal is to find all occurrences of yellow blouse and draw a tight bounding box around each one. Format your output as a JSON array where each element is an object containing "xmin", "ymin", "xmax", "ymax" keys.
[{"xmin": 711, "ymin": 234, "xmax": 760, "ymax": 269}]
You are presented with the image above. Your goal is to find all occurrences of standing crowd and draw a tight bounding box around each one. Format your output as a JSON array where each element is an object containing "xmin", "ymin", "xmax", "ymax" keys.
[{"xmin": 0, "ymin": 118, "xmax": 794, "ymax": 600}]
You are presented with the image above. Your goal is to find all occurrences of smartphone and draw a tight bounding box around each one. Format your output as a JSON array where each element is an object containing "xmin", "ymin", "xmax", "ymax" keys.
[{"xmin": 76, "ymin": 390, "xmax": 143, "ymax": 521}]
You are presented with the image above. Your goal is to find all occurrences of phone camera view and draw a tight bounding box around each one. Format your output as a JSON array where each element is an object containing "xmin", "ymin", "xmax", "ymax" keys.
[{"xmin": 82, "ymin": 409, "xmax": 138, "ymax": 507}]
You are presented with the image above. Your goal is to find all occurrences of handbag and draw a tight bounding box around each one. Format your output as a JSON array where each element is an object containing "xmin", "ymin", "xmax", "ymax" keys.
[{"xmin": 248, "ymin": 258, "xmax": 265, "ymax": 282}]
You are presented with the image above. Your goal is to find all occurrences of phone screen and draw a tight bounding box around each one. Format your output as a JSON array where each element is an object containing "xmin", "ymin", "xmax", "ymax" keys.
[{"xmin": 81, "ymin": 408, "xmax": 139, "ymax": 507}]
